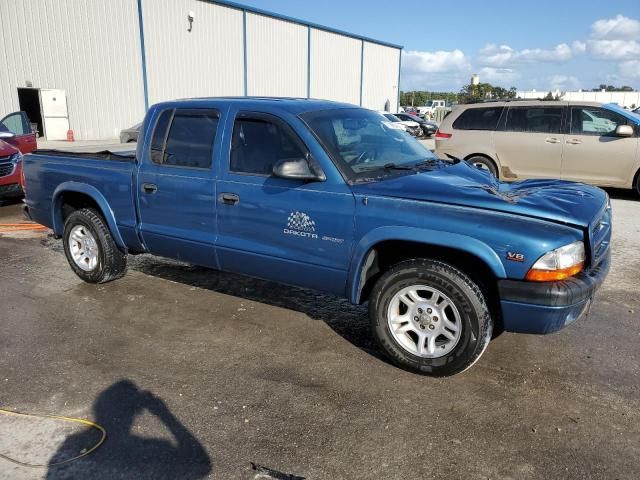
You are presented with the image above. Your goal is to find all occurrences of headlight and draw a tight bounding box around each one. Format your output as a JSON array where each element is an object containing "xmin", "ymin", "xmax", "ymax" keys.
[{"xmin": 525, "ymin": 241, "xmax": 585, "ymax": 282}]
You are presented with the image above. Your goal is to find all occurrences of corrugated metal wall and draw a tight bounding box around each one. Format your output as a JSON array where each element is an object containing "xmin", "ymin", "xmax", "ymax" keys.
[
  {"xmin": 0, "ymin": 0, "xmax": 401, "ymax": 140},
  {"xmin": 0, "ymin": 0, "xmax": 145, "ymax": 140},
  {"xmin": 141, "ymin": 0, "xmax": 245, "ymax": 104},
  {"xmin": 309, "ymin": 29, "xmax": 361, "ymax": 105},
  {"xmin": 361, "ymin": 41, "xmax": 401, "ymax": 112},
  {"xmin": 246, "ymin": 13, "xmax": 308, "ymax": 98}
]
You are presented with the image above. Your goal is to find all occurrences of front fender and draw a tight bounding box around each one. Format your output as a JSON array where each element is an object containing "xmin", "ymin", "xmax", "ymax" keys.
[
  {"xmin": 52, "ymin": 182, "xmax": 126, "ymax": 250},
  {"xmin": 347, "ymin": 226, "xmax": 507, "ymax": 304}
]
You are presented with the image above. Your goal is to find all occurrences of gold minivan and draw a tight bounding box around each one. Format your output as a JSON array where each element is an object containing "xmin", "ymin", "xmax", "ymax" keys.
[{"xmin": 435, "ymin": 100, "xmax": 640, "ymax": 194}]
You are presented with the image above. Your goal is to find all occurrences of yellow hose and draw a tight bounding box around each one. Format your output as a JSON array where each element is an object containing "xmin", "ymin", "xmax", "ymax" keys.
[{"xmin": 0, "ymin": 408, "xmax": 106, "ymax": 468}]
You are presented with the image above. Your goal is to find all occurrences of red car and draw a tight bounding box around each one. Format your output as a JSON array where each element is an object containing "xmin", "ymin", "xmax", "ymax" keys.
[
  {"xmin": 0, "ymin": 111, "xmax": 37, "ymax": 199},
  {"xmin": 0, "ymin": 139, "xmax": 23, "ymax": 199},
  {"xmin": 0, "ymin": 111, "xmax": 37, "ymax": 154}
]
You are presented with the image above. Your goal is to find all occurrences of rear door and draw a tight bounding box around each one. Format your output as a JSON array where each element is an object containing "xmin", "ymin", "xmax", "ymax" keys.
[
  {"xmin": 0, "ymin": 112, "xmax": 37, "ymax": 153},
  {"xmin": 561, "ymin": 106, "xmax": 639, "ymax": 187},
  {"xmin": 493, "ymin": 104, "xmax": 566, "ymax": 179},
  {"xmin": 215, "ymin": 110, "xmax": 356, "ymax": 295},
  {"xmin": 136, "ymin": 107, "xmax": 222, "ymax": 267}
]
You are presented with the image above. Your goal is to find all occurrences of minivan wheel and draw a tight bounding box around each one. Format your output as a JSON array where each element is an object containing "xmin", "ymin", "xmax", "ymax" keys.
[
  {"xmin": 369, "ymin": 259, "xmax": 493, "ymax": 376},
  {"xmin": 467, "ymin": 156, "xmax": 498, "ymax": 178},
  {"xmin": 63, "ymin": 208, "xmax": 128, "ymax": 284}
]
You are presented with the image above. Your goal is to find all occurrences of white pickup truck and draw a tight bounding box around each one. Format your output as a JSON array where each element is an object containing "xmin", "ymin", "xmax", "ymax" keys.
[{"xmin": 417, "ymin": 100, "xmax": 447, "ymax": 118}]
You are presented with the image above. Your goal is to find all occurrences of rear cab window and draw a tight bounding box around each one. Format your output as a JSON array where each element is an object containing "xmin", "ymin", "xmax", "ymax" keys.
[
  {"xmin": 452, "ymin": 107, "xmax": 504, "ymax": 130},
  {"xmin": 149, "ymin": 108, "xmax": 219, "ymax": 168}
]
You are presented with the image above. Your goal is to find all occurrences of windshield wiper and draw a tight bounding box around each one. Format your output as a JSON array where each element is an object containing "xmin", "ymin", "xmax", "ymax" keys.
[{"xmin": 382, "ymin": 162, "xmax": 414, "ymax": 170}]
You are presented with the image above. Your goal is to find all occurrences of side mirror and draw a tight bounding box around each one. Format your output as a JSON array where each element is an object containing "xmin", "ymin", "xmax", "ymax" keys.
[
  {"xmin": 615, "ymin": 125, "xmax": 634, "ymax": 137},
  {"xmin": 272, "ymin": 157, "xmax": 326, "ymax": 182},
  {"xmin": 0, "ymin": 131, "xmax": 15, "ymax": 139}
]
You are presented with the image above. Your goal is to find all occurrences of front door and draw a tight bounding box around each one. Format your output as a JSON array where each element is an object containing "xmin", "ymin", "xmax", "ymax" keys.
[
  {"xmin": 561, "ymin": 106, "xmax": 639, "ymax": 187},
  {"xmin": 215, "ymin": 111, "xmax": 356, "ymax": 295},
  {"xmin": 0, "ymin": 112, "xmax": 37, "ymax": 153},
  {"xmin": 493, "ymin": 104, "xmax": 566, "ymax": 180},
  {"xmin": 137, "ymin": 107, "xmax": 221, "ymax": 267}
]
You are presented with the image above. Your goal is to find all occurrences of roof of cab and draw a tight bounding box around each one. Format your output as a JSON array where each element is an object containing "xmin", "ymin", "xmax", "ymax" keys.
[{"xmin": 154, "ymin": 97, "xmax": 360, "ymax": 115}]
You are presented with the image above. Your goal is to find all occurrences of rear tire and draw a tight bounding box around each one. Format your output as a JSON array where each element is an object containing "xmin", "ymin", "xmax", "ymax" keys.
[
  {"xmin": 369, "ymin": 259, "xmax": 493, "ymax": 376},
  {"xmin": 634, "ymin": 170, "xmax": 640, "ymax": 197},
  {"xmin": 63, "ymin": 208, "xmax": 127, "ymax": 284},
  {"xmin": 467, "ymin": 155, "xmax": 498, "ymax": 178}
]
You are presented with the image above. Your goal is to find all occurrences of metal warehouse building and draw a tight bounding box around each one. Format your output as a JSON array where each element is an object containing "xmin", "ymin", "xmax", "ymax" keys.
[{"xmin": 0, "ymin": 0, "xmax": 402, "ymax": 140}]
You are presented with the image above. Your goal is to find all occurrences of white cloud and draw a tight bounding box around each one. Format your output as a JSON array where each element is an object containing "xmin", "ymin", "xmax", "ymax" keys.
[
  {"xmin": 479, "ymin": 67, "xmax": 519, "ymax": 84},
  {"xmin": 478, "ymin": 43, "xmax": 576, "ymax": 66},
  {"xmin": 571, "ymin": 40, "xmax": 587, "ymax": 53},
  {"xmin": 619, "ymin": 60, "xmax": 640, "ymax": 79},
  {"xmin": 401, "ymin": 49, "xmax": 471, "ymax": 90},
  {"xmin": 548, "ymin": 75, "xmax": 581, "ymax": 90},
  {"xmin": 588, "ymin": 39, "xmax": 640, "ymax": 60},
  {"xmin": 402, "ymin": 49, "xmax": 470, "ymax": 74},
  {"xmin": 591, "ymin": 14, "xmax": 640, "ymax": 39}
]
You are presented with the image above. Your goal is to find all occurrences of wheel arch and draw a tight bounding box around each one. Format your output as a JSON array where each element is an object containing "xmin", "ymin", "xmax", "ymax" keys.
[
  {"xmin": 464, "ymin": 153, "xmax": 500, "ymax": 177},
  {"xmin": 348, "ymin": 228, "xmax": 506, "ymax": 305},
  {"xmin": 52, "ymin": 182, "xmax": 126, "ymax": 250}
]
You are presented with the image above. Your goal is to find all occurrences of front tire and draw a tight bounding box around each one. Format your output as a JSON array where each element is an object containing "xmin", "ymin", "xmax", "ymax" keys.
[
  {"xmin": 63, "ymin": 208, "xmax": 127, "ymax": 283},
  {"xmin": 369, "ymin": 259, "xmax": 493, "ymax": 376}
]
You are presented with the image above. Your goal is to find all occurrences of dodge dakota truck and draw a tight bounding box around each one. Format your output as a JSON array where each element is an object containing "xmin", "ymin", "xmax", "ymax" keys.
[{"xmin": 22, "ymin": 98, "xmax": 611, "ymax": 376}]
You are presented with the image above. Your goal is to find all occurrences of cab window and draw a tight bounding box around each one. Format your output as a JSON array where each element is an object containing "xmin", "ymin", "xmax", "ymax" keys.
[{"xmin": 230, "ymin": 114, "xmax": 307, "ymax": 176}]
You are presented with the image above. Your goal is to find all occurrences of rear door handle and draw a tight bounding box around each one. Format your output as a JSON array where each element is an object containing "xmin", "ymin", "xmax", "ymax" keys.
[
  {"xmin": 219, "ymin": 192, "xmax": 240, "ymax": 205},
  {"xmin": 142, "ymin": 183, "xmax": 158, "ymax": 194},
  {"xmin": 566, "ymin": 139, "xmax": 582, "ymax": 145},
  {"xmin": 545, "ymin": 137, "xmax": 560, "ymax": 144}
]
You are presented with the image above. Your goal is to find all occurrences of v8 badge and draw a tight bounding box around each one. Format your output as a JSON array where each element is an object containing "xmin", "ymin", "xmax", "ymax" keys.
[{"xmin": 506, "ymin": 252, "xmax": 525, "ymax": 262}]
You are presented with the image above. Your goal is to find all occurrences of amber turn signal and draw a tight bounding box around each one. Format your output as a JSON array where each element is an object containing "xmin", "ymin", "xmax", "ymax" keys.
[{"xmin": 525, "ymin": 262, "xmax": 584, "ymax": 282}]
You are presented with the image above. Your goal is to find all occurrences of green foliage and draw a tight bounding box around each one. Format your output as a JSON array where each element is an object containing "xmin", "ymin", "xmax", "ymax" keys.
[
  {"xmin": 400, "ymin": 82, "xmax": 518, "ymax": 107},
  {"xmin": 592, "ymin": 84, "xmax": 635, "ymax": 92}
]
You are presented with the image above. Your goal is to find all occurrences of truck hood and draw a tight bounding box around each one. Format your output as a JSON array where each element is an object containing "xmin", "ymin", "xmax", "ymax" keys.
[{"xmin": 352, "ymin": 161, "xmax": 607, "ymax": 228}]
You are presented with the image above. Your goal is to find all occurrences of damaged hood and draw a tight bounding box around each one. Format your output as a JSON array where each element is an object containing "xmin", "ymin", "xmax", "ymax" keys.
[{"xmin": 352, "ymin": 161, "xmax": 607, "ymax": 227}]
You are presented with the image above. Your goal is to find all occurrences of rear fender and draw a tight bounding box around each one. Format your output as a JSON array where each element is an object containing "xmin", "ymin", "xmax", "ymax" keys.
[
  {"xmin": 52, "ymin": 182, "xmax": 126, "ymax": 249},
  {"xmin": 348, "ymin": 226, "xmax": 506, "ymax": 304}
]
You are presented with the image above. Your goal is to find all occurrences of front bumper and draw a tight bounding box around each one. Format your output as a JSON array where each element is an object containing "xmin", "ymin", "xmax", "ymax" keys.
[
  {"xmin": 497, "ymin": 251, "xmax": 610, "ymax": 334},
  {"xmin": 0, "ymin": 182, "xmax": 23, "ymax": 198}
]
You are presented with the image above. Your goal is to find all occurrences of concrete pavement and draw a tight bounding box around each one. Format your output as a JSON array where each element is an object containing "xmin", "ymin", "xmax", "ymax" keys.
[{"xmin": 0, "ymin": 192, "xmax": 639, "ymax": 479}]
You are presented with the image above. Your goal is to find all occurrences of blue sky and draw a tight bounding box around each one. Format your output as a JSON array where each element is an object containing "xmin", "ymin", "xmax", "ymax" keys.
[{"xmin": 239, "ymin": 0, "xmax": 640, "ymax": 92}]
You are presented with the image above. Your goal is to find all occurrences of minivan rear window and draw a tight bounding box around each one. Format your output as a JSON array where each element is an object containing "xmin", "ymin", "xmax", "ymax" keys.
[{"xmin": 452, "ymin": 107, "xmax": 504, "ymax": 130}]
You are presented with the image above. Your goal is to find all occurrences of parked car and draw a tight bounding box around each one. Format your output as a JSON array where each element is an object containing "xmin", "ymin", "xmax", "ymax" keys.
[
  {"xmin": 380, "ymin": 112, "xmax": 421, "ymax": 136},
  {"xmin": 395, "ymin": 113, "xmax": 438, "ymax": 137},
  {"xmin": 0, "ymin": 139, "xmax": 23, "ymax": 199},
  {"xmin": 120, "ymin": 122, "xmax": 142, "ymax": 143},
  {"xmin": 403, "ymin": 107, "xmax": 419, "ymax": 116},
  {"xmin": 435, "ymin": 101, "xmax": 640, "ymax": 194},
  {"xmin": 0, "ymin": 111, "xmax": 37, "ymax": 154},
  {"xmin": 23, "ymin": 98, "xmax": 611, "ymax": 376}
]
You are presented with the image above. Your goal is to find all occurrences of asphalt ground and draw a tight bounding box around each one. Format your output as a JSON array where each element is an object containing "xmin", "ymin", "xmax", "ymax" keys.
[{"xmin": 0, "ymin": 189, "xmax": 639, "ymax": 480}]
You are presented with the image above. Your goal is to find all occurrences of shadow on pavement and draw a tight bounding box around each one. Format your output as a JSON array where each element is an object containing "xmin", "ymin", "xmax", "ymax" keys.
[
  {"xmin": 46, "ymin": 379, "xmax": 212, "ymax": 479},
  {"xmin": 128, "ymin": 255, "xmax": 383, "ymax": 361}
]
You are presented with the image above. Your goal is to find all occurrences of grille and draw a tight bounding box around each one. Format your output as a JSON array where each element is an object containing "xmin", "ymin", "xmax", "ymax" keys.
[
  {"xmin": 0, "ymin": 163, "xmax": 14, "ymax": 177},
  {"xmin": 589, "ymin": 204, "xmax": 611, "ymax": 267},
  {"xmin": 0, "ymin": 155, "xmax": 12, "ymax": 164}
]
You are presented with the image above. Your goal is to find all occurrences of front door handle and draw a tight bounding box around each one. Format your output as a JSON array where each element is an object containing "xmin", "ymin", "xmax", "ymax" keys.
[
  {"xmin": 219, "ymin": 192, "xmax": 240, "ymax": 205},
  {"xmin": 545, "ymin": 137, "xmax": 561, "ymax": 144},
  {"xmin": 566, "ymin": 139, "xmax": 583, "ymax": 145},
  {"xmin": 142, "ymin": 183, "xmax": 158, "ymax": 194}
]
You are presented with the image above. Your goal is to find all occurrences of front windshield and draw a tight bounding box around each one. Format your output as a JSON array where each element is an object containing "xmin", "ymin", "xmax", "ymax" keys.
[
  {"xmin": 383, "ymin": 113, "xmax": 400, "ymax": 122},
  {"xmin": 301, "ymin": 108, "xmax": 437, "ymax": 181}
]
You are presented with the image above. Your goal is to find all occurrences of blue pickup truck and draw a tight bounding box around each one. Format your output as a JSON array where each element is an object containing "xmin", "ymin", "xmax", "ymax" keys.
[{"xmin": 23, "ymin": 98, "xmax": 611, "ymax": 376}]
